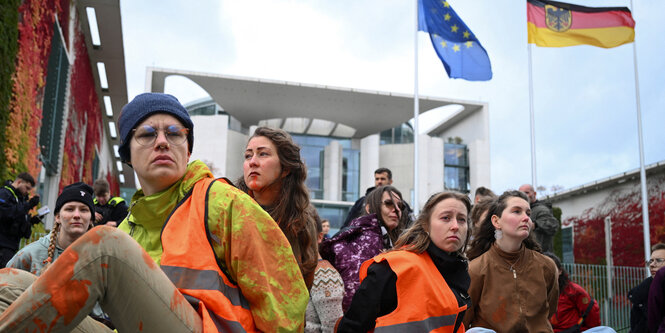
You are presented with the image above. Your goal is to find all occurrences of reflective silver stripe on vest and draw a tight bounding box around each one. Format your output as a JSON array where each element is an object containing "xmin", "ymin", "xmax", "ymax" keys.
[
  {"xmin": 374, "ymin": 314, "xmax": 457, "ymax": 333},
  {"xmin": 161, "ymin": 265, "xmax": 250, "ymax": 310},
  {"xmin": 207, "ymin": 308, "xmax": 247, "ymax": 333},
  {"xmin": 184, "ymin": 294, "xmax": 247, "ymax": 333}
]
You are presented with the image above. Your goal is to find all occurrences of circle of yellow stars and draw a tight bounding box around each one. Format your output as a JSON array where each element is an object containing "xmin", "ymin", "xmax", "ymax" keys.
[{"xmin": 432, "ymin": 1, "xmax": 475, "ymax": 52}]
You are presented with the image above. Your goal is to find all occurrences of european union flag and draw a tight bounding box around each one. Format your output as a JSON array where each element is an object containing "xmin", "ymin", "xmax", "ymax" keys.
[{"xmin": 418, "ymin": 0, "xmax": 492, "ymax": 81}]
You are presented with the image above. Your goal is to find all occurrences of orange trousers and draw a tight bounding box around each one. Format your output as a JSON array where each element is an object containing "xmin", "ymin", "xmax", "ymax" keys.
[{"xmin": 0, "ymin": 226, "xmax": 202, "ymax": 332}]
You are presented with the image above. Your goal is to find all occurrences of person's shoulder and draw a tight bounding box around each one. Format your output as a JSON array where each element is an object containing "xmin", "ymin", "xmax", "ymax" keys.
[
  {"xmin": 530, "ymin": 250, "xmax": 558, "ymax": 274},
  {"xmin": 468, "ymin": 251, "xmax": 491, "ymax": 273},
  {"xmin": 206, "ymin": 178, "xmax": 254, "ymax": 203},
  {"xmin": 349, "ymin": 213, "xmax": 379, "ymax": 228},
  {"xmin": 0, "ymin": 186, "xmax": 13, "ymax": 199}
]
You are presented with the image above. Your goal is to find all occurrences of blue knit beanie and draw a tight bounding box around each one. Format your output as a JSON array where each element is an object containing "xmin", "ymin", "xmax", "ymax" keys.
[{"xmin": 118, "ymin": 93, "xmax": 194, "ymax": 163}]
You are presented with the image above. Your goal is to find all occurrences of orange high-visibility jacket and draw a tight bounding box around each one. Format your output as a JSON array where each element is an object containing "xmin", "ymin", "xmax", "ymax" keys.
[
  {"xmin": 160, "ymin": 178, "xmax": 257, "ymax": 332},
  {"xmin": 359, "ymin": 250, "xmax": 467, "ymax": 333}
]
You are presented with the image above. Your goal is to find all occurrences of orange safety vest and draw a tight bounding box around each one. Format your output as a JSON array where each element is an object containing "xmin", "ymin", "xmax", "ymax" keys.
[
  {"xmin": 359, "ymin": 250, "xmax": 467, "ymax": 333},
  {"xmin": 160, "ymin": 178, "xmax": 257, "ymax": 332}
]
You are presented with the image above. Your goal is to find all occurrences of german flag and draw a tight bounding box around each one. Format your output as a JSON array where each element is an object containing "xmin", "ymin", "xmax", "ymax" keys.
[{"xmin": 527, "ymin": 0, "xmax": 635, "ymax": 48}]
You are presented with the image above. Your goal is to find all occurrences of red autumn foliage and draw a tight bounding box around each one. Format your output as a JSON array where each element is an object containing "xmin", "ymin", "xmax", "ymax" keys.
[
  {"xmin": 5, "ymin": 0, "xmax": 68, "ymax": 177},
  {"xmin": 570, "ymin": 177, "xmax": 665, "ymax": 266},
  {"xmin": 59, "ymin": 23, "xmax": 102, "ymax": 191}
]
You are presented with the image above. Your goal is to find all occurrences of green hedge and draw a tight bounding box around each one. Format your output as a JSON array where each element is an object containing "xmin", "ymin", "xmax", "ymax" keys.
[{"xmin": 0, "ymin": 0, "xmax": 21, "ymax": 181}]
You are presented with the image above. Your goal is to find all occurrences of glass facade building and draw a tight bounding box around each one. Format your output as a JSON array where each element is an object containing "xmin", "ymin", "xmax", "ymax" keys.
[
  {"xmin": 444, "ymin": 143, "xmax": 470, "ymax": 193},
  {"xmin": 291, "ymin": 134, "xmax": 360, "ymax": 202}
]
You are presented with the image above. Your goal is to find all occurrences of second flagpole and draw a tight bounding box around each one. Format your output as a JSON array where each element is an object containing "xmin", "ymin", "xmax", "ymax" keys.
[{"xmin": 413, "ymin": 0, "xmax": 420, "ymax": 215}]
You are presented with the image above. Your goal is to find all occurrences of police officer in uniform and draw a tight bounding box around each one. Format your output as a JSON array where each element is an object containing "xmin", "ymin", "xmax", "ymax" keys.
[{"xmin": 92, "ymin": 178, "xmax": 128, "ymax": 227}]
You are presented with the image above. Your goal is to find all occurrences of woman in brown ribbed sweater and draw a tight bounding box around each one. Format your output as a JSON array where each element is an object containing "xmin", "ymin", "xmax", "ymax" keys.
[{"xmin": 464, "ymin": 190, "xmax": 559, "ymax": 333}]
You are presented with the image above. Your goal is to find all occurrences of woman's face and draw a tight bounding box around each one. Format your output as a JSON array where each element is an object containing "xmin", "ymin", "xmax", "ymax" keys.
[
  {"xmin": 243, "ymin": 136, "xmax": 285, "ymax": 195},
  {"xmin": 429, "ymin": 198, "xmax": 468, "ymax": 253},
  {"xmin": 56, "ymin": 202, "xmax": 92, "ymax": 239},
  {"xmin": 379, "ymin": 191, "xmax": 402, "ymax": 231},
  {"xmin": 492, "ymin": 197, "xmax": 532, "ymax": 242},
  {"xmin": 129, "ymin": 114, "xmax": 190, "ymax": 195},
  {"xmin": 322, "ymin": 221, "xmax": 330, "ymax": 235}
]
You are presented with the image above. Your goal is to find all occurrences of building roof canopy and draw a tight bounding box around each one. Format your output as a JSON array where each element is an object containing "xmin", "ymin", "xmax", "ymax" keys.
[{"xmin": 149, "ymin": 68, "xmax": 486, "ymax": 138}]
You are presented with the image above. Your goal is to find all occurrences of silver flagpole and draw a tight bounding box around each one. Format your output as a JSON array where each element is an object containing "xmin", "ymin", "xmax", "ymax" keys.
[
  {"xmin": 413, "ymin": 0, "xmax": 420, "ymax": 215},
  {"xmin": 527, "ymin": 43, "xmax": 537, "ymax": 188},
  {"xmin": 629, "ymin": 0, "xmax": 651, "ymax": 277}
]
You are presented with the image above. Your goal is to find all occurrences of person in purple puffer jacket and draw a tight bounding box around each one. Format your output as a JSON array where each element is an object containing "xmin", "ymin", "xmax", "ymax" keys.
[{"xmin": 319, "ymin": 186, "xmax": 409, "ymax": 311}]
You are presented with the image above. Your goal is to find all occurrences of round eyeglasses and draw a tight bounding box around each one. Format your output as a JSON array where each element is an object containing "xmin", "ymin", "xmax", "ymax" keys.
[{"xmin": 132, "ymin": 125, "xmax": 189, "ymax": 146}]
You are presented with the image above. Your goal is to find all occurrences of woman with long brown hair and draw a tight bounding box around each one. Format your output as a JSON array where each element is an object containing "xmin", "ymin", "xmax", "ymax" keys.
[
  {"xmin": 337, "ymin": 191, "xmax": 471, "ymax": 332},
  {"xmin": 238, "ymin": 126, "xmax": 318, "ymax": 289},
  {"xmin": 464, "ymin": 190, "xmax": 558, "ymax": 332},
  {"xmin": 319, "ymin": 185, "xmax": 409, "ymax": 311}
]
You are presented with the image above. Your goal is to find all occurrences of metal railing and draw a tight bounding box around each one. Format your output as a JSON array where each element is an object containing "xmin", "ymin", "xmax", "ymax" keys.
[{"xmin": 563, "ymin": 263, "xmax": 646, "ymax": 332}]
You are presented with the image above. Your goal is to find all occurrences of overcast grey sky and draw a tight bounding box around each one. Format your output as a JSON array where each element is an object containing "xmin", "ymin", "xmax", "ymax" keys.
[{"xmin": 120, "ymin": 0, "xmax": 665, "ymax": 195}]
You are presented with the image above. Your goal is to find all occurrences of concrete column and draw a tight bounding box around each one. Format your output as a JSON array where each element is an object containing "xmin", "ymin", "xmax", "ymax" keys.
[
  {"xmin": 323, "ymin": 140, "xmax": 343, "ymax": 201},
  {"xmin": 190, "ymin": 115, "xmax": 229, "ymax": 177},
  {"xmin": 416, "ymin": 134, "xmax": 444, "ymax": 208},
  {"xmin": 468, "ymin": 138, "xmax": 491, "ymax": 195},
  {"xmin": 426, "ymin": 136, "xmax": 444, "ymax": 199},
  {"xmin": 360, "ymin": 134, "xmax": 380, "ymax": 192}
]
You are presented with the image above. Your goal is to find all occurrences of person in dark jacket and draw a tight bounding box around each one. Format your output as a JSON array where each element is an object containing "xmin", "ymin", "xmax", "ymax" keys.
[
  {"xmin": 0, "ymin": 172, "xmax": 40, "ymax": 267},
  {"xmin": 519, "ymin": 184, "xmax": 559, "ymax": 253},
  {"xmin": 337, "ymin": 191, "xmax": 471, "ymax": 333},
  {"xmin": 92, "ymin": 178, "xmax": 128, "ymax": 227},
  {"xmin": 629, "ymin": 243, "xmax": 665, "ymax": 333}
]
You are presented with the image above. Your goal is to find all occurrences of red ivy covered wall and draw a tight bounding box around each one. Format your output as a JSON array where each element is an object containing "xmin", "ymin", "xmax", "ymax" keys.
[
  {"xmin": 59, "ymin": 24, "xmax": 102, "ymax": 191},
  {"xmin": 5, "ymin": 0, "xmax": 69, "ymax": 178},
  {"xmin": 7, "ymin": 0, "xmax": 109, "ymax": 193},
  {"xmin": 570, "ymin": 176, "xmax": 665, "ymax": 267}
]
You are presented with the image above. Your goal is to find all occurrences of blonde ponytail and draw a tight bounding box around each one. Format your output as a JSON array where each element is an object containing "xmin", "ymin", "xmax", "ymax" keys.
[{"xmin": 41, "ymin": 222, "xmax": 61, "ymax": 274}]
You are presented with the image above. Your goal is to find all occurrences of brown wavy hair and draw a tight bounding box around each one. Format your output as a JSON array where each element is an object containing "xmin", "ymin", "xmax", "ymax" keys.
[
  {"xmin": 363, "ymin": 185, "xmax": 409, "ymax": 244},
  {"xmin": 237, "ymin": 127, "xmax": 317, "ymax": 287},
  {"xmin": 467, "ymin": 190, "xmax": 542, "ymax": 260},
  {"xmin": 393, "ymin": 191, "xmax": 471, "ymax": 256}
]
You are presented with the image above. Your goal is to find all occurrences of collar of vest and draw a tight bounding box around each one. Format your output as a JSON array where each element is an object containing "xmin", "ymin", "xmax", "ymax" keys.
[
  {"xmin": 128, "ymin": 160, "xmax": 213, "ymax": 231},
  {"xmin": 3, "ymin": 185, "xmax": 18, "ymax": 201}
]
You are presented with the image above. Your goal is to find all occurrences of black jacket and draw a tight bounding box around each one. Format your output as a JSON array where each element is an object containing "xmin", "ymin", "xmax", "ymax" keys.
[
  {"xmin": 0, "ymin": 184, "xmax": 35, "ymax": 250},
  {"xmin": 94, "ymin": 197, "xmax": 129, "ymax": 227},
  {"xmin": 342, "ymin": 187, "xmax": 376, "ymax": 228},
  {"xmin": 629, "ymin": 276, "xmax": 652, "ymax": 333}
]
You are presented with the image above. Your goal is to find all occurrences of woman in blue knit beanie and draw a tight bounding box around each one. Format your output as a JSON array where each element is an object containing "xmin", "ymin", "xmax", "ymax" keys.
[{"xmin": 0, "ymin": 93, "xmax": 309, "ymax": 332}]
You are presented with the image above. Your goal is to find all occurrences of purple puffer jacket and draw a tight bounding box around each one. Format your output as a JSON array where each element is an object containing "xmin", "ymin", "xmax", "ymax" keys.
[{"xmin": 319, "ymin": 213, "xmax": 387, "ymax": 311}]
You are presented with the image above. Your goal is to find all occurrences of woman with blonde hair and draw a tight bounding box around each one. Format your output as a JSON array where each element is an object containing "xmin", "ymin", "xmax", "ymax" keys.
[
  {"xmin": 8, "ymin": 182, "xmax": 94, "ymax": 275},
  {"xmin": 6, "ymin": 182, "xmax": 111, "ymax": 327},
  {"xmin": 337, "ymin": 191, "xmax": 472, "ymax": 332},
  {"xmin": 238, "ymin": 126, "xmax": 318, "ymax": 289}
]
